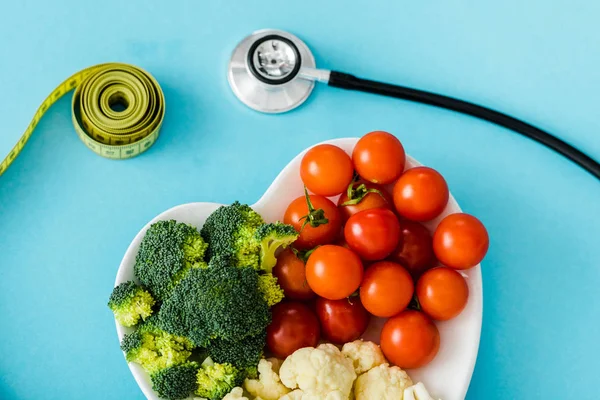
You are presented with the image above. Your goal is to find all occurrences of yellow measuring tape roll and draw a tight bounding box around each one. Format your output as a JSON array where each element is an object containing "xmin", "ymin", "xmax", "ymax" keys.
[{"xmin": 0, "ymin": 63, "xmax": 165, "ymax": 177}]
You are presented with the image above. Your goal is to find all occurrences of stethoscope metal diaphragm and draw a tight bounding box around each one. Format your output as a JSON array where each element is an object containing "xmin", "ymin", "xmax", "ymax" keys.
[{"xmin": 227, "ymin": 29, "xmax": 317, "ymax": 113}]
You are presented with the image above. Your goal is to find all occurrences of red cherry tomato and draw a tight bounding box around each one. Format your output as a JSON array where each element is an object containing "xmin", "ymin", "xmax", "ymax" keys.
[
  {"xmin": 272, "ymin": 248, "xmax": 316, "ymax": 301},
  {"xmin": 266, "ymin": 302, "xmax": 321, "ymax": 359},
  {"xmin": 300, "ymin": 144, "xmax": 354, "ymax": 197},
  {"xmin": 380, "ymin": 310, "xmax": 440, "ymax": 369},
  {"xmin": 417, "ymin": 267, "xmax": 469, "ymax": 321},
  {"xmin": 337, "ymin": 181, "xmax": 394, "ymax": 222},
  {"xmin": 284, "ymin": 192, "xmax": 342, "ymax": 250},
  {"xmin": 389, "ymin": 220, "xmax": 435, "ymax": 278},
  {"xmin": 315, "ymin": 297, "xmax": 370, "ymax": 344},
  {"xmin": 432, "ymin": 213, "xmax": 489, "ymax": 270},
  {"xmin": 359, "ymin": 261, "xmax": 414, "ymax": 317},
  {"xmin": 352, "ymin": 131, "xmax": 406, "ymax": 184},
  {"xmin": 344, "ymin": 208, "xmax": 401, "ymax": 261},
  {"xmin": 305, "ymin": 245, "xmax": 364, "ymax": 300},
  {"xmin": 392, "ymin": 166, "xmax": 449, "ymax": 222}
]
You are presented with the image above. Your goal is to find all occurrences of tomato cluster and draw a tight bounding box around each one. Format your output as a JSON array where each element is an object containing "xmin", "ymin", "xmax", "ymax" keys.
[{"xmin": 267, "ymin": 131, "xmax": 489, "ymax": 370}]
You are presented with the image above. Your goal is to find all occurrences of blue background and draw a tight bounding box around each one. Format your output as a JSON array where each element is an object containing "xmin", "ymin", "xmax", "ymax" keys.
[{"xmin": 1, "ymin": 1, "xmax": 599, "ymax": 399}]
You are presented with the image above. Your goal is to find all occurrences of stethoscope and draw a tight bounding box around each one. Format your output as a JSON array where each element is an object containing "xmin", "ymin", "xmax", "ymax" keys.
[{"xmin": 228, "ymin": 29, "xmax": 600, "ymax": 180}]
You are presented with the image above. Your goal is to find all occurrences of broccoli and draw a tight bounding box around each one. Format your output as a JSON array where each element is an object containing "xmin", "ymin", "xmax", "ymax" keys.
[
  {"xmin": 134, "ymin": 220, "xmax": 208, "ymax": 300},
  {"xmin": 150, "ymin": 362, "xmax": 199, "ymax": 400},
  {"xmin": 195, "ymin": 357, "xmax": 244, "ymax": 400},
  {"xmin": 157, "ymin": 253, "xmax": 271, "ymax": 347},
  {"xmin": 207, "ymin": 330, "xmax": 266, "ymax": 379},
  {"xmin": 200, "ymin": 202, "xmax": 298, "ymax": 272},
  {"xmin": 120, "ymin": 316, "xmax": 194, "ymax": 375},
  {"xmin": 257, "ymin": 273, "xmax": 285, "ymax": 307},
  {"xmin": 108, "ymin": 281, "xmax": 155, "ymax": 327},
  {"xmin": 255, "ymin": 222, "xmax": 299, "ymax": 272}
]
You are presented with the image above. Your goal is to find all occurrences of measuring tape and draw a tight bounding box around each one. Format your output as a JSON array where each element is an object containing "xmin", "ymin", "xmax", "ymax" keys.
[{"xmin": 0, "ymin": 63, "xmax": 165, "ymax": 177}]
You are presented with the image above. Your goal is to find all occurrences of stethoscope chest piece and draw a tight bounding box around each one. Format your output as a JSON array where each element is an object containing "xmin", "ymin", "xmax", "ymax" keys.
[{"xmin": 228, "ymin": 29, "xmax": 316, "ymax": 113}]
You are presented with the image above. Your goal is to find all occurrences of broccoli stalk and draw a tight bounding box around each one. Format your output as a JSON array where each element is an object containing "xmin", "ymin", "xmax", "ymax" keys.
[
  {"xmin": 108, "ymin": 281, "xmax": 155, "ymax": 327},
  {"xmin": 150, "ymin": 362, "xmax": 199, "ymax": 400},
  {"xmin": 195, "ymin": 357, "xmax": 244, "ymax": 400},
  {"xmin": 134, "ymin": 220, "xmax": 208, "ymax": 300},
  {"xmin": 255, "ymin": 222, "xmax": 299, "ymax": 273}
]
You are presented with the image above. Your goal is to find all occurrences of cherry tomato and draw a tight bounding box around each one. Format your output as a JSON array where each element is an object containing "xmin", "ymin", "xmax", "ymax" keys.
[
  {"xmin": 380, "ymin": 310, "xmax": 440, "ymax": 369},
  {"xmin": 344, "ymin": 208, "xmax": 401, "ymax": 261},
  {"xmin": 272, "ymin": 248, "xmax": 316, "ymax": 301},
  {"xmin": 392, "ymin": 167, "xmax": 449, "ymax": 222},
  {"xmin": 337, "ymin": 181, "xmax": 394, "ymax": 222},
  {"xmin": 284, "ymin": 192, "xmax": 342, "ymax": 250},
  {"xmin": 352, "ymin": 131, "xmax": 406, "ymax": 184},
  {"xmin": 315, "ymin": 297, "xmax": 370, "ymax": 344},
  {"xmin": 432, "ymin": 213, "xmax": 489, "ymax": 270},
  {"xmin": 359, "ymin": 261, "xmax": 413, "ymax": 317},
  {"xmin": 389, "ymin": 220, "xmax": 435, "ymax": 278},
  {"xmin": 300, "ymin": 144, "xmax": 354, "ymax": 197},
  {"xmin": 305, "ymin": 245, "xmax": 364, "ymax": 300},
  {"xmin": 266, "ymin": 302, "xmax": 321, "ymax": 359},
  {"xmin": 417, "ymin": 267, "xmax": 469, "ymax": 321}
]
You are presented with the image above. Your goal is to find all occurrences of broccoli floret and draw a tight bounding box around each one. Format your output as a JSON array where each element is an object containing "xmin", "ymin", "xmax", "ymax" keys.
[
  {"xmin": 195, "ymin": 357, "xmax": 244, "ymax": 400},
  {"xmin": 157, "ymin": 254, "xmax": 271, "ymax": 347},
  {"xmin": 207, "ymin": 330, "xmax": 266, "ymax": 379},
  {"xmin": 255, "ymin": 222, "xmax": 299, "ymax": 273},
  {"xmin": 120, "ymin": 316, "xmax": 194, "ymax": 375},
  {"xmin": 108, "ymin": 281, "xmax": 155, "ymax": 327},
  {"xmin": 133, "ymin": 220, "xmax": 208, "ymax": 301},
  {"xmin": 257, "ymin": 273, "xmax": 285, "ymax": 307},
  {"xmin": 150, "ymin": 362, "xmax": 199, "ymax": 400},
  {"xmin": 200, "ymin": 201, "xmax": 265, "ymax": 269}
]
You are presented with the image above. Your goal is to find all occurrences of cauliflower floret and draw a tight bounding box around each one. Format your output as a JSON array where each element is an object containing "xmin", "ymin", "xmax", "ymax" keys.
[
  {"xmin": 278, "ymin": 389, "xmax": 344, "ymax": 400},
  {"xmin": 354, "ymin": 363, "xmax": 413, "ymax": 400},
  {"xmin": 279, "ymin": 390, "xmax": 305, "ymax": 400},
  {"xmin": 403, "ymin": 382, "xmax": 439, "ymax": 400},
  {"xmin": 279, "ymin": 344, "xmax": 356, "ymax": 399},
  {"xmin": 220, "ymin": 387, "xmax": 249, "ymax": 400},
  {"xmin": 244, "ymin": 358, "xmax": 291, "ymax": 400},
  {"xmin": 341, "ymin": 340, "xmax": 387, "ymax": 375}
]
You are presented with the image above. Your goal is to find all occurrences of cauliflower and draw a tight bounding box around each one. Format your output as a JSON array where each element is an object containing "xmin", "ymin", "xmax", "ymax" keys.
[
  {"xmin": 221, "ymin": 387, "xmax": 249, "ymax": 400},
  {"xmin": 244, "ymin": 358, "xmax": 291, "ymax": 400},
  {"xmin": 341, "ymin": 340, "xmax": 387, "ymax": 375},
  {"xmin": 279, "ymin": 390, "xmax": 305, "ymax": 400},
  {"xmin": 278, "ymin": 389, "xmax": 345, "ymax": 400},
  {"xmin": 354, "ymin": 363, "xmax": 413, "ymax": 400},
  {"xmin": 279, "ymin": 344, "xmax": 356, "ymax": 399},
  {"xmin": 403, "ymin": 382, "xmax": 439, "ymax": 400}
]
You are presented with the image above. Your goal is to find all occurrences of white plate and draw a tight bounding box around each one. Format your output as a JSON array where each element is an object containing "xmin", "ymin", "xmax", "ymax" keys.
[{"xmin": 114, "ymin": 137, "xmax": 483, "ymax": 400}]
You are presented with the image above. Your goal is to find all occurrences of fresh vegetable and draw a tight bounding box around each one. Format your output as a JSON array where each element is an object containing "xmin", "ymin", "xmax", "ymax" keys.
[
  {"xmin": 272, "ymin": 248, "xmax": 316, "ymax": 301},
  {"xmin": 157, "ymin": 253, "xmax": 271, "ymax": 347},
  {"xmin": 283, "ymin": 190, "xmax": 341, "ymax": 250},
  {"xmin": 433, "ymin": 212, "xmax": 489, "ymax": 270},
  {"xmin": 300, "ymin": 143, "xmax": 354, "ymax": 197},
  {"xmin": 337, "ymin": 181, "xmax": 393, "ymax": 222},
  {"xmin": 196, "ymin": 357, "xmax": 244, "ymax": 400},
  {"xmin": 315, "ymin": 297, "xmax": 370, "ymax": 344},
  {"xmin": 243, "ymin": 358, "xmax": 291, "ymax": 400},
  {"xmin": 305, "ymin": 244, "xmax": 364, "ymax": 300},
  {"xmin": 207, "ymin": 331, "xmax": 266, "ymax": 379},
  {"xmin": 279, "ymin": 343, "xmax": 357, "ymax": 399},
  {"xmin": 200, "ymin": 201, "xmax": 298, "ymax": 272},
  {"xmin": 279, "ymin": 390, "xmax": 305, "ymax": 400},
  {"xmin": 352, "ymin": 131, "xmax": 406, "ymax": 185},
  {"xmin": 380, "ymin": 310, "xmax": 440, "ymax": 369},
  {"xmin": 389, "ymin": 220, "xmax": 435, "ymax": 278},
  {"xmin": 344, "ymin": 208, "xmax": 401, "ymax": 261},
  {"xmin": 392, "ymin": 166, "xmax": 449, "ymax": 222},
  {"xmin": 119, "ymin": 316, "xmax": 194, "ymax": 375},
  {"xmin": 134, "ymin": 219, "xmax": 208, "ymax": 300},
  {"xmin": 150, "ymin": 361, "xmax": 199, "ymax": 400},
  {"xmin": 341, "ymin": 339, "xmax": 387, "ymax": 375},
  {"xmin": 359, "ymin": 261, "xmax": 414, "ymax": 317},
  {"xmin": 222, "ymin": 387, "xmax": 250, "ymax": 400},
  {"xmin": 266, "ymin": 302, "xmax": 320, "ymax": 359},
  {"xmin": 108, "ymin": 280, "xmax": 155, "ymax": 327},
  {"xmin": 257, "ymin": 273, "xmax": 285, "ymax": 307},
  {"xmin": 404, "ymin": 382, "xmax": 438, "ymax": 400},
  {"xmin": 354, "ymin": 363, "xmax": 413, "ymax": 400},
  {"xmin": 417, "ymin": 266, "xmax": 469, "ymax": 321}
]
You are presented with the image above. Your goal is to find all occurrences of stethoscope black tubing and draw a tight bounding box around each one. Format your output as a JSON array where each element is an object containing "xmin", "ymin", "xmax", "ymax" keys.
[{"xmin": 328, "ymin": 71, "xmax": 600, "ymax": 180}]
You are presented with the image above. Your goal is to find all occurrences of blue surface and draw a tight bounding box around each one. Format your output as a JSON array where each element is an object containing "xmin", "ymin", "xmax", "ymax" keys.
[{"xmin": 1, "ymin": 1, "xmax": 599, "ymax": 399}]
